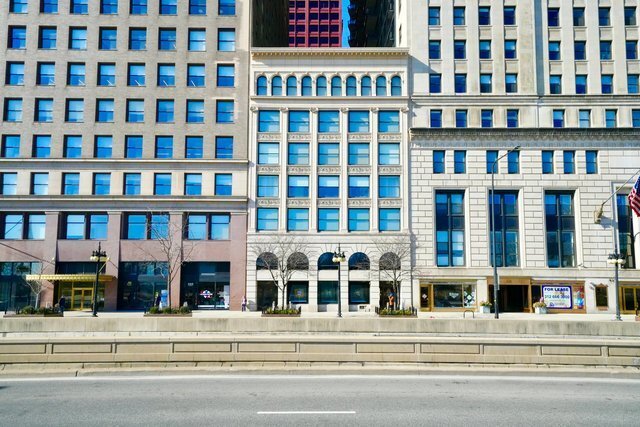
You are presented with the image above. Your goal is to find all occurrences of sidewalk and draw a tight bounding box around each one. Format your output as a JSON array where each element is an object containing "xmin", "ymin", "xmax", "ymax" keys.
[{"xmin": 53, "ymin": 309, "xmax": 639, "ymax": 322}]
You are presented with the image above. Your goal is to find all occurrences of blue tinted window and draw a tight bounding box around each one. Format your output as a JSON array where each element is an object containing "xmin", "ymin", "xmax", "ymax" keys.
[{"xmin": 257, "ymin": 208, "xmax": 278, "ymax": 231}]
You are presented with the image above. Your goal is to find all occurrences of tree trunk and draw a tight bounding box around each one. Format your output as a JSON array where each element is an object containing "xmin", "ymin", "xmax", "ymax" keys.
[{"xmin": 167, "ymin": 277, "xmax": 172, "ymax": 308}]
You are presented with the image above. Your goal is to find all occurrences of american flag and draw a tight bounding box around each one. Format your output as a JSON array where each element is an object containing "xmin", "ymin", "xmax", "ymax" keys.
[{"xmin": 629, "ymin": 176, "xmax": 640, "ymax": 217}]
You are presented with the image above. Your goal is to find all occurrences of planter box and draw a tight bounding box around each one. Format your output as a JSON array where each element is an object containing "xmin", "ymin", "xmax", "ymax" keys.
[
  {"xmin": 534, "ymin": 307, "xmax": 548, "ymax": 314},
  {"xmin": 143, "ymin": 313, "xmax": 192, "ymax": 317},
  {"xmin": 480, "ymin": 306, "xmax": 491, "ymax": 314},
  {"xmin": 3, "ymin": 313, "xmax": 63, "ymax": 318}
]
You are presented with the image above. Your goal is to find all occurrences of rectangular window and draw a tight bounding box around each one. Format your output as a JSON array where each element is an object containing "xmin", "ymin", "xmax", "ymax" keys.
[
  {"xmin": 489, "ymin": 191, "xmax": 519, "ymax": 267},
  {"xmin": 600, "ymin": 41, "xmax": 612, "ymax": 60},
  {"xmin": 36, "ymin": 62, "xmax": 55, "ymax": 86},
  {"xmin": 215, "ymin": 136, "xmax": 233, "ymax": 159},
  {"xmin": 586, "ymin": 151, "xmax": 598, "ymax": 175},
  {"xmin": 627, "ymin": 41, "xmax": 638, "ymax": 60},
  {"xmin": 288, "ymin": 111, "xmax": 310, "ymax": 133},
  {"xmin": 35, "ymin": 99, "xmax": 53, "ymax": 122},
  {"xmin": 155, "ymin": 136, "xmax": 173, "ymax": 159},
  {"xmin": 318, "ymin": 176, "xmax": 339, "ymax": 198},
  {"xmin": 10, "ymin": 0, "xmax": 29, "ymax": 13},
  {"xmin": 211, "ymin": 214, "xmax": 230, "ymax": 240},
  {"xmin": 549, "ymin": 41, "xmax": 561, "ymax": 60},
  {"xmin": 156, "ymin": 100, "xmax": 174, "ymax": 123},
  {"xmin": 189, "ymin": 0, "xmax": 206, "ymax": 15},
  {"xmin": 507, "ymin": 151, "xmax": 519, "ymax": 174},
  {"xmin": 287, "ymin": 208, "xmax": 309, "ymax": 231},
  {"xmin": 218, "ymin": 29, "xmax": 235, "ymax": 51},
  {"xmin": 258, "ymin": 142, "xmax": 279, "ymax": 164},
  {"xmin": 154, "ymin": 173, "xmax": 172, "ymax": 195},
  {"xmin": 100, "ymin": 0, "xmax": 117, "ymax": 14},
  {"xmin": 186, "ymin": 100, "xmax": 205, "ymax": 123},
  {"xmin": 157, "ymin": 64, "xmax": 175, "ymax": 86},
  {"xmin": 574, "ymin": 41, "xmax": 586, "ymax": 60},
  {"xmin": 63, "ymin": 136, "xmax": 82, "ymax": 158},
  {"xmin": 599, "ymin": 7, "xmax": 611, "ymax": 26},
  {"xmin": 94, "ymin": 136, "xmax": 113, "ymax": 158},
  {"xmin": 257, "ymin": 208, "xmax": 278, "ymax": 231},
  {"xmin": 480, "ymin": 74, "xmax": 492, "ymax": 93},
  {"xmin": 548, "ymin": 8, "xmax": 559, "ymax": 27},
  {"xmin": 348, "ymin": 176, "xmax": 369, "ymax": 198},
  {"xmin": 506, "ymin": 110, "xmax": 519, "ymax": 128},
  {"xmin": 429, "ymin": 40, "xmax": 441, "ymax": 59},
  {"xmin": 3, "ymin": 214, "xmax": 24, "ymax": 239},
  {"xmin": 39, "ymin": 27, "xmax": 57, "ymax": 49},
  {"xmin": 379, "ymin": 175, "xmax": 400, "ymax": 198},
  {"xmin": 348, "ymin": 143, "xmax": 369, "ymax": 165},
  {"xmin": 318, "ymin": 111, "xmax": 340, "ymax": 133},
  {"xmin": 26, "ymin": 214, "xmax": 46, "ymax": 240},
  {"xmin": 433, "ymin": 150, "xmax": 445, "ymax": 174},
  {"xmin": 505, "ymin": 40, "xmax": 517, "ymax": 59},
  {"xmin": 573, "ymin": 7, "xmax": 585, "ymax": 26},
  {"xmin": 1, "ymin": 173, "xmax": 18, "ymax": 195},
  {"xmin": 563, "ymin": 151, "xmax": 575, "ymax": 174},
  {"xmin": 453, "ymin": 7, "xmax": 465, "ymax": 25},
  {"xmin": 348, "ymin": 111, "xmax": 370, "ymax": 133},
  {"xmin": 93, "ymin": 173, "xmax": 110, "ymax": 195},
  {"xmin": 479, "ymin": 40, "xmax": 491, "ymax": 59},
  {"xmin": 64, "ymin": 214, "xmax": 108, "ymax": 240},
  {"xmin": 379, "ymin": 208, "xmax": 400, "ymax": 232},
  {"xmin": 215, "ymin": 174, "xmax": 232, "ymax": 196},
  {"xmin": 504, "ymin": 6, "xmax": 516, "ymax": 25},
  {"xmin": 617, "ymin": 194, "xmax": 636, "ymax": 269},
  {"xmin": 454, "ymin": 74, "xmax": 466, "ymax": 93},
  {"xmin": 430, "ymin": 110, "xmax": 442, "ymax": 128},
  {"xmin": 188, "ymin": 64, "xmax": 206, "ymax": 87},
  {"xmin": 126, "ymin": 99, "xmax": 145, "ymax": 123},
  {"xmin": 601, "ymin": 75, "xmax": 613, "ymax": 94},
  {"xmin": 71, "ymin": 0, "xmax": 88, "ymax": 13},
  {"xmin": 478, "ymin": 6, "xmax": 490, "ymax": 25},
  {"xmin": 125, "ymin": 136, "xmax": 143, "ymax": 158},
  {"xmin": 33, "ymin": 135, "xmax": 51, "ymax": 158},
  {"xmin": 428, "ymin": 7, "xmax": 440, "ymax": 25},
  {"xmin": 128, "ymin": 28, "xmax": 146, "ymax": 50},
  {"xmin": 186, "ymin": 215, "xmax": 206, "ymax": 240},
  {"xmin": 378, "ymin": 110, "xmax": 400, "ymax": 133},
  {"xmin": 454, "ymin": 40, "xmax": 466, "ymax": 59},
  {"xmin": 553, "ymin": 110, "xmax": 565, "ymax": 128},
  {"xmin": 578, "ymin": 110, "xmax": 591, "ymax": 128},
  {"xmin": 217, "ymin": 64, "xmax": 234, "ymax": 87},
  {"xmin": 99, "ymin": 27, "xmax": 117, "ymax": 50},
  {"xmin": 96, "ymin": 99, "xmax": 114, "ymax": 122},
  {"xmin": 455, "ymin": 110, "xmax": 467, "ymax": 128},
  {"xmin": 435, "ymin": 191, "xmax": 465, "ymax": 267},
  {"xmin": 379, "ymin": 143, "xmax": 400, "ymax": 165},
  {"xmin": 124, "ymin": 173, "xmax": 141, "ymax": 195},
  {"xmin": 6, "ymin": 62, "xmax": 25, "ymax": 85},
  {"xmin": 288, "ymin": 143, "xmax": 309, "ymax": 165},
  {"xmin": 454, "ymin": 151, "xmax": 466, "ymax": 173},
  {"xmin": 8, "ymin": 26, "xmax": 27, "ymax": 49},
  {"xmin": 185, "ymin": 136, "xmax": 203, "ymax": 159},
  {"xmin": 605, "ymin": 109, "xmax": 617, "ymax": 128},
  {"xmin": 65, "ymin": 99, "xmax": 84, "ymax": 123},
  {"xmin": 219, "ymin": 0, "xmax": 235, "ymax": 15},
  {"xmin": 505, "ymin": 74, "xmax": 518, "ymax": 93},
  {"xmin": 184, "ymin": 174, "xmax": 202, "ymax": 196},
  {"xmin": 545, "ymin": 192, "xmax": 576, "ymax": 268},
  {"xmin": 576, "ymin": 75, "xmax": 587, "ymax": 94},
  {"xmin": 2, "ymin": 135, "xmax": 21, "ymax": 158},
  {"xmin": 258, "ymin": 110, "xmax": 280, "ymax": 132},
  {"xmin": 319, "ymin": 143, "xmax": 340, "ymax": 165},
  {"xmin": 97, "ymin": 63, "xmax": 116, "ymax": 86},
  {"xmin": 318, "ymin": 209, "xmax": 339, "ymax": 232},
  {"xmin": 629, "ymin": 75, "xmax": 639, "ymax": 94},
  {"xmin": 257, "ymin": 175, "xmax": 279, "ymax": 198},
  {"xmin": 128, "ymin": 63, "xmax": 145, "ymax": 86},
  {"xmin": 542, "ymin": 151, "xmax": 554, "ymax": 174},
  {"xmin": 188, "ymin": 29, "xmax": 206, "ymax": 51},
  {"xmin": 124, "ymin": 213, "xmax": 169, "ymax": 240},
  {"xmin": 159, "ymin": 0, "xmax": 177, "ymax": 14},
  {"xmin": 216, "ymin": 100, "xmax": 234, "ymax": 123},
  {"xmin": 287, "ymin": 175, "xmax": 309, "ymax": 198},
  {"xmin": 68, "ymin": 63, "xmax": 86, "ymax": 86},
  {"xmin": 429, "ymin": 74, "xmax": 442, "ymax": 93},
  {"xmin": 158, "ymin": 28, "xmax": 177, "ymax": 50},
  {"xmin": 625, "ymin": 7, "xmax": 637, "ymax": 26},
  {"xmin": 4, "ymin": 98, "xmax": 23, "ymax": 122},
  {"xmin": 634, "ymin": 110, "xmax": 640, "ymax": 127},
  {"xmin": 348, "ymin": 208, "xmax": 370, "ymax": 232}
]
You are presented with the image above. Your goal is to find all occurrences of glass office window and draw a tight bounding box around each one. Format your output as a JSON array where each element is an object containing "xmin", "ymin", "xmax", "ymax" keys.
[
  {"xmin": 154, "ymin": 173, "xmax": 172, "ymax": 195},
  {"xmin": 219, "ymin": 0, "xmax": 235, "ymax": 15},
  {"xmin": 128, "ymin": 64, "xmax": 146, "ymax": 86},
  {"xmin": 504, "ymin": 6, "xmax": 516, "ymax": 25},
  {"xmin": 379, "ymin": 175, "xmax": 400, "ymax": 198},
  {"xmin": 158, "ymin": 28, "xmax": 177, "ymax": 50},
  {"xmin": 185, "ymin": 136, "xmax": 203, "ymax": 159},
  {"xmin": 157, "ymin": 64, "xmax": 175, "ymax": 86},
  {"xmin": 33, "ymin": 135, "xmax": 51, "ymax": 158},
  {"xmin": 126, "ymin": 99, "xmax": 145, "ymax": 123},
  {"xmin": 287, "ymin": 209, "xmax": 309, "ymax": 231},
  {"xmin": 453, "ymin": 7, "xmax": 465, "ymax": 25},
  {"xmin": 505, "ymin": 74, "xmax": 518, "ymax": 93},
  {"xmin": 96, "ymin": 99, "xmax": 114, "ymax": 122},
  {"xmin": 184, "ymin": 174, "xmax": 202, "ymax": 196},
  {"xmin": 211, "ymin": 214, "xmax": 230, "ymax": 240},
  {"xmin": 100, "ymin": 0, "xmax": 118, "ymax": 14},
  {"xmin": 379, "ymin": 208, "xmax": 400, "ymax": 231},
  {"xmin": 348, "ymin": 111, "xmax": 370, "ymax": 133},
  {"xmin": 549, "ymin": 41, "xmax": 561, "ymax": 60},
  {"xmin": 433, "ymin": 150, "xmax": 445, "ymax": 174},
  {"xmin": 454, "ymin": 74, "xmax": 467, "ymax": 93},
  {"xmin": 217, "ymin": 64, "xmax": 234, "ymax": 87},
  {"xmin": 190, "ymin": 0, "xmax": 206, "ymax": 15},
  {"xmin": 579, "ymin": 110, "xmax": 591, "ymax": 128},
  {"xmin": 125, "ymin": 136, "xmax": 143, "ymax": 158},
  {"xmin": 156, "ymin": 100, "xmax": 174, "ymax": 123},
  {"xmin": 318, "ymin": 111, "xmax": 339, "ymax": 133},
  {"xmin": 218, "ymin": 29, "xmax": 235, "ymax": 51},
  {"xmin": 318, "ymin": 143, "xmax": 340, "ymax": 165},
  {"xmin": 1, "ymin": 173, "xmax": 18, "ymax": 195},
  {"xmin": 454, "ymin": 40, "xmax": 466, "ymax": 59},
  {"xmin": 216, "ymin": 136, "xmax": 233, "ymax": 159},
  {"xmin": 505, "ymin": 40, "xmax": 517, "ymax": 59},
  {"xmin": 605, "ymin": 110, "xmax": 617, "ymax": 128},
  {"xmin": 94, "ymin": 136, "xmax": 113, "ymax": 158},
  {"xmin": 428, "ymin": 7, "xmax": 440, "ymax": 25},
  {"xmin": 2, "ymin": 135, "xmax": 21, "ymax": 158},
  {"xmin": 257, "ymin": 176, "xmax": 279, "ymax": 198},
  {"xmin": 10, "ymin": 0, "xmax": 29, "ymax": 13},
  {"xmin": 99, "ymin": 28, "xmax": 117, "ymax": 50},
  {"xmin": 39, "ymin": 27, "xmax": 57, "ymax": 49},
  {"xmin": 542, "ymin": 151, "xmax": 554, "ymax": 174},
  {"xmin": 68, "ymin": 63, "xmax": 85, "ymax": 86},
  {"xmin": 586, "ymin": 151, "xmax": 598, "ymax": 175},
  {"xmin": 257, "ymin": 208, "xmax": 278, "ymax": 231},
  {"xmin": 318, "ymin": 176, "xmax": 339, "ymax": 198},
  {"xmin": 93, "ymin": 173, "xmax": 110, "ymax": 195},
  {"xmin": 287, "ymin": 175, "xmax": 309, "ymax": 198},
  {"xmin": 215, "ymin": 174, "xmax": 232, "ymax": 195},
  {"xmin": 98, "ymin": 63, "xmax": 116, "ymax": 86},
  {"xmin": 258, "ymin": 142, "xmax": 279, "ymax": 164},
  {"xmin": 481, "ymin": 110, "xmax": 493, "ymax": 128},
  {"xmin": 430, "ymin": 110, "xmax": 442, "ymax": 127},
  {"xmin": 8, "ymin": 26, "xmax": 27, "ymax": 49},
  {"xmin": 378, "ymin": 111, "xmax": 400, "ymax": 133},
  {"xmin": 348, "ymin": 176, "xmax": 369, "ymax": 198},
  {"xmin": 629, "ymin": 75, "xmax": 639, "ymax": 94},
  {"xmin": 454, "ymin": 151, "xmax": 466, "ymax": 173},
  {"xmin": 288, "ymin": 143, "xmax": 309, "ymax": 165},
  {"xmin": 600, "ymin": 41, "xmax": 612, "ymax": 60},
  {"xmin": 348, "ymin": 143, "xmax": 369, "ymax": 165},
  {"xmin": 455, "ymin": 110, "xmax": 467, "ymax": 128},
  {"xmin": 479, "ymin": 40, "xmax": 491, "ymax": 59},
  {"xmin": 124, "ymin": 173, "xmax": 141, "ymax": 195},
  {"xmin": 155, "ymin": 136, "xmax": 173, "ymax": 158},
  {"xmin": 545, "ymin": 192, "xmax": 576, "ymax": 268},
  {"xmin": 575, "ymin": 41, "xmax": 586, "ymax": 60},
  {"xmin": 550, "ymin": 75, "xmax": 562, "ymax": 94},
  {"xmin": 348, "ymin": 208, "xmax": 370, "ymax": 232},
  {"xmin": 435, "ymin": 191, "xmax": 465, "ymax": 267},
  {"xmin": 318, "ymin": 209, "xmax": 339, "ymax": 232},
  {"xmin": 129, "ymin": 28, "xmax": 146, "ymax": 50},
  {"xmin": 563, "ymin": 151, "xmax": 575, "ymax": 174},
  {"xmin": 35, "ymin": 99, "xmax": 53, "ymax": 122},
  {"xmin": 188, "ymin": 29, "xmax": 206, "ymax": 51},
  {"xmin": 4, "ymin": 98, "xmax": 23, "ymax": 122},
  {"xmin": 480, "ymin": 74, "xmax": 492, "ymax": 93},
  {"xmin": 553, "ymin": 110, "xmax": 565, "ymax": 128},
  {"xmin": 63, "ymin": 136, "xmax": 82, "ymax": 158},
  {"xmin": 507, "ymin": 151, "xmax": 519, "ymax": 174},
  {"xmin": 489, "ymin": 191, "xmax": 519, "ymax": 267},
  {"xmin": 186, "ymin": 100, "xmax": 205, "ymax": 123},
  {"xmin": 6, "ymin": 62, "xmax": 24, "ymax": 85},
  {"xmin": 36, "ymin": 63, "xmax": 55, "ymax": 85},
  {"xmin": 379, "ymin": 143, "xmax": 400, "ymax": 165},
  {"xmin": 130, "ymin": 0, "xmax": 146, "ymax": 14},
  {"xmin": 576, "ymin": 75, "xmax": 587, "ymax": 94},
  {"xmin": 258, "ymin": 110, "xmax": 280, "ymax": 132},
  {"xmin": 288, "ymin": 111, "xmax": 310, "ymax": 133},
  {"xmin": 429, "ymin": 74, "xmax": 441, "ymax": 93},
  {"xmin": 159, "ymin": 0, "xmax": 177, "ymax": 14}
]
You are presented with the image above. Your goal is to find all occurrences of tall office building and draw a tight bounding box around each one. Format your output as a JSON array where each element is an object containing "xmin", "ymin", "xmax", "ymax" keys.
[
  {"xmin": 289, "ymin": 0, "xmax": 343, "ymax": 47},
  {"xmin": 0, "ymin": 0, "xmax": 250, "ymax": 312}
]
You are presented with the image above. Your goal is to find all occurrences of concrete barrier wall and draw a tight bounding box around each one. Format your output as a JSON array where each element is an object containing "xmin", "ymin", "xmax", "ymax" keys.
[
  {"xmin": 1, "ymin": 336, "xmax": 639, "ymax": 368},
  {"xmin": 1, "ymin": 318, "xmax": 639, "ymax": 337}
]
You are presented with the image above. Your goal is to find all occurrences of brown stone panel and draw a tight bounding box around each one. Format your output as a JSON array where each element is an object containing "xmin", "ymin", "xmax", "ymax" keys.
[
  {"xmin": 357, "ymin": 343, "xmax": 415, "ymax": 353},
  {"xmin": 173, "ymin": 343, "xmax": 232, "ymax": 353},
  {"xmin": 237, "ymin": 342, "xmax": 296, "ymax": 353},
  {"xmin": 541, "ymin": 346, "xmax": 601, "ymax": 356},
  {"xmin": 608, "ymin": 347, "xmax": 640, "ymax": 357},
  {"xmin": 299, "ymin": 343, "xmax": 355, "ymax": 354},
  {"xmin": 53, "ymin": 344, "xmax": 113, "ymax": 354},
  {"xmin": 115, "ymin": 343, "xmax": 172, "ymax": 354},
  {"xmin": 483, "ymin": 345, "xmax": 538, "ymax": 356},
  {"xmin": 0, "ymin": 344, "xmax": 47, "ymax": 354},
  {"xmin": 420, "ymin": 344, "xmax": 480, "ymax": 354}
]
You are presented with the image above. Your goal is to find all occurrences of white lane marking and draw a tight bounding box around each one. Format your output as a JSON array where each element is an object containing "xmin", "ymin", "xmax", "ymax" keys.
[
  {"xmin": 1, "ymin": 374, "xmax": 640, "ymax": 384},
  {"xmin": 257, "ymin": 411, "xmax": 356, "ymax": 415}
]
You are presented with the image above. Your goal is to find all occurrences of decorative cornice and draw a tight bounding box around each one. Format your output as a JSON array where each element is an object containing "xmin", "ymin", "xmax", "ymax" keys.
[
  {"xmin": 379, "ymin": 198, "xmax": 402, "ymax": 207},
  {"xmin": 257, "ymin": 198, "xmax": 280, "ymax": 207},
  {"xmin": 348, "ymin": 166, "xmax": 372, "ymax": 174},
  {"xmin": 348, "ymin": 198, "xmax": 372, "ymax": 207},
  {"xmin": 257, "ymin": 133, "xmax": 280, "ymax": 142},
  {"xmin": 287, "ymin": 166, "xmax": 311, "ymax": 174},
  {"xmin": 410, "ymin": 128, "xmax": 640, "ymax": 149},
  {"xmin": 348, "ymin": 133, "xmax": 372, "ymax": 142},
  {"xmin": 257, "ymin": 165, "xmax": 281, "ymax": 174},
  {"xmin": 318, "ymin": 134, "xmax": 341, "ymax": 142},
  {"xmin": 252, "ymin": 48, "xmax": 410, "ymax": 58},
  {"xmin": 317, "ymin": 166, "xmax": 341, "ymax": 174},
  {"xmin": 287, "ymin": 199, "xmax": 311, "ymax": 208},
  {"xmin": 288, "ymin": 133, "xmax": 311, "ymax": 142},
  {"xmin": 317, "ymin": 199, "xmax": 341, "ymax": 207},
  {"xmin": 378, "ymin": 133, "xmax": 402, "ymax": 142},
  {"xmin": 379, "ymin": 166, "xmax": 402, "ymax": 175}
]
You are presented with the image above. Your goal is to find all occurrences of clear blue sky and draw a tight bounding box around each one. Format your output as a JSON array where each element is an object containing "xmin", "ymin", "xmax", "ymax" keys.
[{"xmin": 342, "ymin": 1, "xmax": 350, "ymax": 47}]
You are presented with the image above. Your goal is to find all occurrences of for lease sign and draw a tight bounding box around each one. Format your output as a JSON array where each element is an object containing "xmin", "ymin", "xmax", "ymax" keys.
[{"xmin": 542, "ymin": 286, "xmax": 572, "ymax": 309}]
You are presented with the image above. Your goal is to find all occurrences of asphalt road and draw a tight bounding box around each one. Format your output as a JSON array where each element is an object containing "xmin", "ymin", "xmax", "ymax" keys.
[{"xmin": 1, "ymin": 374, "xmax": 639, "ymax": 426}]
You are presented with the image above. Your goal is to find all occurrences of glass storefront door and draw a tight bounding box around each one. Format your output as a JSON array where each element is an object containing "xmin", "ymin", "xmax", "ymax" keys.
[{"xmin": 72, "ymin": 288, "xmax": 93, "ymax": 310}]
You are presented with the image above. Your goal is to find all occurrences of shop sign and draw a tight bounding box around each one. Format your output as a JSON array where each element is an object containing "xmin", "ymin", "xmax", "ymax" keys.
[
  {"xmin": 542, "ymin": 286, "xmax": 572, "ymax": 309},
  {"xmin": 200, "ymin": 289, "xmax": 213, "ymax": 299}
]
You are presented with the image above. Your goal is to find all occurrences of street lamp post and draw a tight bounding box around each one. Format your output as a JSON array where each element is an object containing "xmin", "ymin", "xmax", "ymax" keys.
[
  {"xmin": 89, "ymin": 242, "xmax": 108, "ymax": 317},
  {"xmin": 490, "ymin": 146, "xmax": 520, "ymax": 319},
  {"xmin": 332, "ymin": 245, "xmax": 346, "ymax": 318},
  {"xmin": 607, "ymin": 253, "xmax": 625, "ymax": 321}
]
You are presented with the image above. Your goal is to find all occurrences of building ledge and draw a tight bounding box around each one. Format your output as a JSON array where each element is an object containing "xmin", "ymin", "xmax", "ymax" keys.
[{"xmin": 252, "ymin": 47, "xmax": 409, "ymax": 58}]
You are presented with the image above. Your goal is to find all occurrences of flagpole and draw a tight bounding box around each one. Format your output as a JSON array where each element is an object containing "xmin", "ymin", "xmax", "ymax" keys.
[{"xmin": 593, "ymin": 167, "xmax": 640, "ymax": 223}]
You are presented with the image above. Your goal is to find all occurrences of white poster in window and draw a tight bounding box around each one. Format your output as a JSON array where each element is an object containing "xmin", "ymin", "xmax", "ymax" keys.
[{"xmin": 542, "ymin": 286, "xmax": 572, "ymax": 309}]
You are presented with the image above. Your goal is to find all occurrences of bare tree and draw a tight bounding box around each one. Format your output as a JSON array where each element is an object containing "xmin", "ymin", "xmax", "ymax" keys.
[
  {"xmin": 136, "ymin": 213, "xmax": 198, "ymax": 308},
  {"xmin": 251, "ymin": 236, "xmax": 311, "ymax": 309},
  {"xmin": 372, "ymin": 235, "xmax": 414, "ymax": 309},
  {"xmin": 18, "ymin": 262, "xmax": 52, "ymax": 309}
]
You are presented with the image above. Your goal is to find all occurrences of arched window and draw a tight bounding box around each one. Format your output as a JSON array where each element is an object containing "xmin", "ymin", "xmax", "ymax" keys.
[
  {"xmin": 318, "ymin": 252, "xmax": 338, "ymax": 270},
  {"xmin": 257, "ymin": 252, "xmax": 278, "ymax": 270},
  {"xmin": 301, "ymin": 76, "xmax": 312, "ymax": 96},
  {"xmin": 391, "ymin": 76, "xmax": 402, "ymax": 96},
  {"xmin": 346, "ymin": 76, "xmax": 357, "ymax": 96},
  {"xmin": 256, "ymin": 76, "xmax": 267, "ymax": 95},
  {"xmin": 288, "ymin": 252, "xmax": 309, "ymax": 270},
  {"xmin": 379, "ymin": 252, "xmax": 401, "ymax": 270},
  {"xmin": 361, "ymin": 76, "xmax": 372, "ymax": 96},
  {"xmin": 349, "ymin": 252, "xmax": 370, "ymax": 270},
  {"xmin": 271, "ymin": 76, "xmax": 283, "ymax": 96},
  {"xmin": 331, "ymin": 76, "xmax": 342, "ymax": 96},
  {"xmin": 286, "ymin": 76, "xmax": 297, "ymax": 96},
  {"xmin": 376, "ymin": 76, "xmax": 387, "ymax": 96},
  {"xmin": 316, "ymin": 76, "xmax": 327, "ymax": 96}
]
